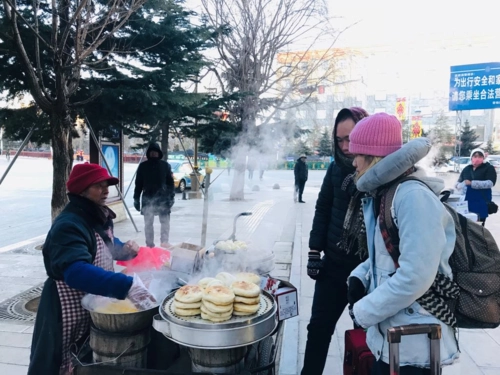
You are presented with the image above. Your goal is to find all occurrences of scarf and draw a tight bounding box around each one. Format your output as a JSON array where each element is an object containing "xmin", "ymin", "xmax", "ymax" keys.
[{"xmin": 338, "ymin": 173, "xmax": 368, "ymax": 260}]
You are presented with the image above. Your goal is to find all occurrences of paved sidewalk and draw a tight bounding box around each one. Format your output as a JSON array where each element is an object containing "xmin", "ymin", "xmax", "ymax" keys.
[
  {"xmin": 280, "ymin": 184, "xmax": 500, "ymax": 375},
  {"xmin": 0, "ymin": 177, "xmax": 298, "ymax": 374}
]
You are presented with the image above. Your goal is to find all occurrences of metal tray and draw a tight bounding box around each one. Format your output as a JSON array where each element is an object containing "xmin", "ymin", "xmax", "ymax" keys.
[{"xmin": 153, "ymin": 290, "xmax": 278, "ymax": 349}]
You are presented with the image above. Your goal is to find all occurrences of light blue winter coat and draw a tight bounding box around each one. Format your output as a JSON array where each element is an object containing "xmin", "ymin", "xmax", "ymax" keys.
[{"xmin": 349, "ymin": 138, "xmax": 459, "ymax": 368}]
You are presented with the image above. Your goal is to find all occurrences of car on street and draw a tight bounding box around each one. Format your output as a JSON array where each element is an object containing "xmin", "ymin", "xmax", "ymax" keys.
[
  {"xmin": 451, "ymin": 157, "xmax": 470, "ymax": 173},
  {"xmin": 168, "ymin": 160, "xmax": 206, "ymax": 192},
  {"xmin": 486, "ymin": 158, "xmax": 500, "ymax": 173}
]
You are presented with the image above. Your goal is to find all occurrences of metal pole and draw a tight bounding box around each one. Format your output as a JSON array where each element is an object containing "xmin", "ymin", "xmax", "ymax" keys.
[
  {"xmin": 0, "ymin": 126, "xmax": 35, "ymax": 186},
  {"xmin": 200, "ymin": 172, "xmax": 211, "ymax": 247},
  {"xmin": 124, "ymin": 147, "xmax": 147, "ymax": 198},
  {"xmin": 85, "ymin": 117, "xmax": 140, "ymax": 233}
]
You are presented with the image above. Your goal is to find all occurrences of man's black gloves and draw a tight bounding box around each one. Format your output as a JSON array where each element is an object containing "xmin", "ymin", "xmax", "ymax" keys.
[
  {"xmin": 307, "ymin": 251, "xmax": 323, "ymax": 280},
  {"xmin": 349, "ymin": 306, "xmax": 363, "ymax": 329},
  {"xmin": 347, "ymin": 276, "xmax": 366, "ymax": 307},
  {"xmin": 134, "ymin": 200, "xmax": 140, "ymax": 212}
]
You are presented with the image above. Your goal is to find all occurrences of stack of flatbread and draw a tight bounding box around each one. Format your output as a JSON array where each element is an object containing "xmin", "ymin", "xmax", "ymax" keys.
[
  {"xmin": 201, "ymin": 285, "xmax": 235, "ymax": 322},
  {"xmin": 234, "ymin": 272, "xmax": 261, "ymax": 286},
  {"xmin": 173, "ymin": 285, "xmax": 203, "ymax": 317},
  {"xmin": 231, "ymin": 280, "xmax": 261, "ymax": 316},
  {"xmin": 215, "ymin": 272, "xmax": 236, "ymax": 287},
  {"xmin": 198, "ymin": 277, "xmax": 224, "ymax": 289}
]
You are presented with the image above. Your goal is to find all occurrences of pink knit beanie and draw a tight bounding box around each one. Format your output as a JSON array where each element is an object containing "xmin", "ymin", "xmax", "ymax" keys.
[{"xmin": 349, "ymin": 113, "xmax": 402, "ymax": 157}]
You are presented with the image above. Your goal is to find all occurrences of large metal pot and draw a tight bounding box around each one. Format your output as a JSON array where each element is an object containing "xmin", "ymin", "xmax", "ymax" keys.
[{"xmin": 81, "ymin": 295, "xmax": 157, "ymax": 333}]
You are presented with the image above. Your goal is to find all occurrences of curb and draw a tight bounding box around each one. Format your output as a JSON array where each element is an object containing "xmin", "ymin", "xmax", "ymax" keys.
[
  {"xmin": 0, "ymin": 234, "xmax": 46, "ymax": 254},
  {"xmin": 278, "ymin": 206, "xmax": 302, "ymax": 375}
]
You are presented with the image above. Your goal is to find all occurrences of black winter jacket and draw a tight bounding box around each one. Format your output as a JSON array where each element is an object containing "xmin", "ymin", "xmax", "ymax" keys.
[
  {"xmin": 133, "ymin": 143, "xmax": 175, "ymax": 215},
  {"xmin": 294, "ymin": 158, "xmax": 308, "ymax": 181}
]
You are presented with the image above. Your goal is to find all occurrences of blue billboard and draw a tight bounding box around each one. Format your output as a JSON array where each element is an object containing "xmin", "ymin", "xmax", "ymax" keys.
[{"xmin": 449, "ymin": 62, "xmax": 500, "ymax": 111}]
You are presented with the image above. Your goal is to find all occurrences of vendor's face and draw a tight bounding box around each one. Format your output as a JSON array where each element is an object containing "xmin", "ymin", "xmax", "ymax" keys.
[
  {"xmin": 82, "ymin": 181, "xmax": 109, "ymax": 205},
  {"xmin": 353, "ymin": 154, "xmax": 373, "ymax": 175},
  {"xmin": 471, "ymin": 152, "xmax": 484, "ymax": 167},
  {"xmin": 336, "ymin": 118, "xmax": 356, "ymax": 156}
]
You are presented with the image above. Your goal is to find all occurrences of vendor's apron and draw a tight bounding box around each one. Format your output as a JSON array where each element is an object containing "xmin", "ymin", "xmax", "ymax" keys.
[{"xmin": 55, "ymin": 231, "xmax": 115, "ymax": 375}]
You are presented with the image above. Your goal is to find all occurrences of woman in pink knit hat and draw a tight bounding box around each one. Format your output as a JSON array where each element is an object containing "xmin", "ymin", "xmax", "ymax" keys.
[{"xmin": 346, "ymin": 113, "xmax": 459, "ymax": 374}]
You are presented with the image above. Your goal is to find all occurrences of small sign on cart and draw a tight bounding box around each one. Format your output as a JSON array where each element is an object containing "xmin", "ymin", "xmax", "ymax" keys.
[{"xmin": 263, "ymin": 277, "xmax": 299, "ymax": 321}]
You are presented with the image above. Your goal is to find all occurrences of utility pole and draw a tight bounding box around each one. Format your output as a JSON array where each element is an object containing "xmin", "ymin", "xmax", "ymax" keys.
[{"xmin": 189, "ymin": 77, "xmax": 202, "ymax": 199}]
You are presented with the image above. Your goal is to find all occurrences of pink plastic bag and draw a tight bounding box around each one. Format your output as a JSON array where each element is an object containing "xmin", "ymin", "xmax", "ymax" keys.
[{"xmin": 116, "ymin": 247, "xmax": 171, "ymax": 273}]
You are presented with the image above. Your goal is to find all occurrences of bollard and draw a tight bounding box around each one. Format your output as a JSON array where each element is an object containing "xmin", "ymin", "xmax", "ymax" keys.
[{"xmin": 182, "ymin": 190, "xmax": 187, "ymax": 200}]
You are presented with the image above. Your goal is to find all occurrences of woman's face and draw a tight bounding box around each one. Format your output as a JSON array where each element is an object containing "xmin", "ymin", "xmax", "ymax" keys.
[
  {"xmin": 82, "ymin": 181, "xmax": 109, "ymax": 205},
  {"xmin": 471, "ymin": 152, "xmax": 484, "ymax": 167},
  {"xmin": 353, "ymin": 155, "xmax": 373, "ymax": 175}
]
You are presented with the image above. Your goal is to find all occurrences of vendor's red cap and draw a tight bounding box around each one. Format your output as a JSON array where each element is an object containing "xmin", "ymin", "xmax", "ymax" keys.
[{"xmin": 67, "ymin": 163, "xmax": 119, "ymax": 194}]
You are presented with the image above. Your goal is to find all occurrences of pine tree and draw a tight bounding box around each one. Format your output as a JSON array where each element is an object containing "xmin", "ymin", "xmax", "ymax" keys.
[
  {"xmin": 459, "ymin": 120, "xmax": 479, "ymax": 156},
  {"xmin": 317, "ymin": 129, "xmax": 332, "ymax": 157},
  {"xmin": 432, "ymin": 111, "xmax": 454, "ymax": 145},
  {"xmin": 485, "ymin": 137, "xmax": 498, "ymax": 155},
  {"xmin": 296, "ymin": 140, "xmax": 312, "ymax": 156}
]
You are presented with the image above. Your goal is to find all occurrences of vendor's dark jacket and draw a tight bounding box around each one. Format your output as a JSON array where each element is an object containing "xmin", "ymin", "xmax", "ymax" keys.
[
  {"xmin": 133, "ymin": 143, "xmax": 175, "ymax": 215},
  {"xmin": 28, "ymin": 195, "xmax": 134, "ymax": 375},
  {"xmin": 308, "ymin": 123, "xmax": 364, "ymax": 272},
  {"xmin": 294, "ymin": 158, "xmax": 308, "ymax": 182}
]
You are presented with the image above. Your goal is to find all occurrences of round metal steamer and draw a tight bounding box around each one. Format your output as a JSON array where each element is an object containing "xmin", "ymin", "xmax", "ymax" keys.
[
  {"xmin": 153, "ymin": 290, "xmax": 278, "ymax": 349},
  {"xmin": 211, "ymin": 251, "xmax": 275, "ymax": 275}
]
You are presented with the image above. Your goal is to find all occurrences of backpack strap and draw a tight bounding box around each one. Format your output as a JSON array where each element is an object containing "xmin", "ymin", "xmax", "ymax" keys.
[{"xmin": 378, "ymin": 176, "xmax": 432, "ymax": 268}]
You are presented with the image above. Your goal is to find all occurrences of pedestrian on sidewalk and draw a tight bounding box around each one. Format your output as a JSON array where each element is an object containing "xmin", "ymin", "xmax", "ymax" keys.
[
  {"xmin": 29, "ymin": 163, "xmax": 156, "ymax": 375},
  {"xmin": 455, "ymin": 148, "xmax": 497, "ymax": 226},
  {"xmin": 133, "ymin": 143, "xmax": 175, "ymax": 247},
  {"xmin": 301, "ymin": 107, "xmax": 369, "ymax": 374},
  {"xmin": 347, "ymin": 113, "xmax": 459, "ymax": 374},
  {"xmin": 294, "ymin": 154, "xmax": 308, "ymax": 203}
]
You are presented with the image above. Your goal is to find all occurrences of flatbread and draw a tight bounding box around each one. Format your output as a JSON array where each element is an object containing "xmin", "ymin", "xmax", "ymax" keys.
[
  {"xmin": 234, "ymin": 295, "xmax": 260, "ymax": 305},
  {"xmin": 233, "ymin": 310, "xmax": 258, "ymax": 316},
  {"xmin": 174, "ymin": 306, "xmax": 201, "ymax": 316},
  {"xmin": 202, "ymin": 300, "xmax": 233, "ymax": 313},
  {"xmin": 206, "ymin": 279, "xmax": 225, "ymax": 288},
  {"xmin": 203, "ymin": 285, "xmax": 235, "ymax": 305},
  {"xmin": 200, "ymin": 304, "xmax": 233, "ymax": 318},
  {"xmin": 234, "ymin": 272, "xmax": 261, "ymax": 285},
  {"xmin": 233, "ymin": 302, "xmax": 260, "ymax": 314},
  {"xmin": 215, "ymin": 272, "xmax": 236, "ymax": 287},
  {"xmin": 174, "ymin": 300, "xmax": 202, "ymax": 309},
  {"xmin": 231, "ymin": 280, "xmax": 261, "ymax": 298},
  {"xmin": 175, "ymin": 285, "xmax": 203, "ymax": 303},
  {"xmin": 201, "ymin": 311, "xmax": 232, "ymax": 323},
  {"xmin": 198, "ymin": 277, "xmax": 219, "ymax": 289}
]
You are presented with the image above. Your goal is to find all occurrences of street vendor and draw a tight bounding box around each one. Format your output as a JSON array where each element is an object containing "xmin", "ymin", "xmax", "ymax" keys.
[{"xmin": 28, "ymin": 163, "xmax": 157, "ymax": 375}]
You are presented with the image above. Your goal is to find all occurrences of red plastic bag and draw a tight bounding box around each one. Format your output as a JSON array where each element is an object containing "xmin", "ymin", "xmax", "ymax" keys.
[{"xmin": 116, "ymin": 247, "xmax": 171, "ymax": 273}]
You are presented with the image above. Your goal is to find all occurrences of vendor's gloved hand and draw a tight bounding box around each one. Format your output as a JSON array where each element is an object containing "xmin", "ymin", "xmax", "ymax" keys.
[
  {"xmin": 127, "ymin": 274, "xmax": 157, "ymax": 310},
  {"xmin": 123, "ymin": 240, "xmax": 140, "ymax": 254},
  {"xmin": 347, "ymin": 277, "xmax": 366, "ymax": 307},
  {"xmin": 134, "ymin": 200, "xmax": 140, "ymax": 212},
  {"xmin": 307, "ymin": 251, "xmax": 323, "ymax": 280},
  {"xmin": 349, "ymin": 305, "xmax": 363, "ymax": 329}
]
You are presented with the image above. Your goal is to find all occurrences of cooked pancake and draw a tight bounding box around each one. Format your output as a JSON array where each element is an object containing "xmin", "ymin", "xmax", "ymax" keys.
[
  {"xmin": 233, "ymin": 302, "xmax": 260, "ymax": 314},
  {"xmin": 234, "ymin": 272, "xmax": 261, "ymax": 285},
  {"xmin": 174, "ymin": 306, "xmax": 201, "ymax": 316},
  {"xmin": 201, "ymin": 311, "xmax": 232, "ymax": 323},
  {"xmin": 175, "ymin": 285, "xmax": 203, "ymax": 303},
  {"xmin": 198, "ymin": 277, "xmax": 219, "ymax": 289},
  {"xmin": 233, "ymin": 310, "xmax": 258, "ymax": 316},
  {"xmin": 231, "ymin": 280, "xmax": 261, "ymax": 298},
  {"xmin": 174, "ymin": 300, "xmax": 202, "ymax": 309},
  {"xmin": 206, "ymin": 279, "xmax": 225, "ymax": 288},
  {"xmin": 202, "ymin": 300, "xmax": 233, "ymax": 313},
  {"xmin": 203, "ymin": 285, "xmax": 235, "ymax": 305},
  {"xmin": 200, "ymin": 304, "xmax": 233, "ymax": 318},
  {"xmin": 215, "ymin": 272, "xmax": 236, "ymax": 286},
  {"xmin": 234, "ymin": 295, "xmax": 261, "ymax": 305}
]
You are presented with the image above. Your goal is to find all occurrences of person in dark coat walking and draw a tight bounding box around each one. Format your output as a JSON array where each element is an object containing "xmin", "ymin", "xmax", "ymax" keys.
[
  {"xmin": 29, "ymin": 163, "xmax": 156, "ymax": 375},
  {"xmin": 133, "ymin": 143, "xmax": 175, "ymax": 247},
  {"xmin": 301, "ymin": 107, "xmax": 369, "ymax": 375},
  {"xmin": 294, "ymin": 155, "xmax": 308, "ymax": 202}
]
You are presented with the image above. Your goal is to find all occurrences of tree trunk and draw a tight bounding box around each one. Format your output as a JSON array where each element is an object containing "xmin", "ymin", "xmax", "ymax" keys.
[
  {"xmin": 161, "ymin": 122, "xmax": 169, "ymax": 160},
  {"xmin": 229, "ymin": 155, "xmax": 246, "ymax": 200},
  {"xmin": 50, "ymin": 112, "xmax": 73, "ymax": 220}
]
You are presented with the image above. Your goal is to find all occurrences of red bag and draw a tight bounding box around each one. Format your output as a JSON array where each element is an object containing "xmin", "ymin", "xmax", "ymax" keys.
[
  {"xmin": 116, "ymin": 247, "xmax": 171, "ymax": 273},
  {"xmin": 344, "ymin": 328, "xmax": 375, "ymax": 375}
]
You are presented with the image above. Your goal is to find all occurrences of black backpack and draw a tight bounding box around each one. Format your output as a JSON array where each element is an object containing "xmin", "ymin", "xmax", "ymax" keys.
[{"xmin": 380, "ymin": 177, "xmax": 500, "ymax": 329}]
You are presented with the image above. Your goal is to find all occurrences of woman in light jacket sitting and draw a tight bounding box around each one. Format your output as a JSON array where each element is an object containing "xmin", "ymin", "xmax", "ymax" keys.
[
  {"xmin": 346, "ymin": 113, "xmax": 459, "ymax": 375},
  {"xmin": 456, "ymin": 148, "xmax": 497, "ymax": 226}
]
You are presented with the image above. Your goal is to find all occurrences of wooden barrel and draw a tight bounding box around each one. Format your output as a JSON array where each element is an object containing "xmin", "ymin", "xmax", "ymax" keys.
[{"xmin": 89, "ymin": 325, "xmax": 151, "ymax": 368}]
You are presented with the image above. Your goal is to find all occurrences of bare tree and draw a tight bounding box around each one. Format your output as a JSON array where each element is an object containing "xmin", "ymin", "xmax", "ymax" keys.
[
  {"xmin": 201, "ymin": 0, "xmax": 343, "ymax": 199},
  {"xmin": 1, "ymin": 0, "xmax": 146, "ymax": 218}
]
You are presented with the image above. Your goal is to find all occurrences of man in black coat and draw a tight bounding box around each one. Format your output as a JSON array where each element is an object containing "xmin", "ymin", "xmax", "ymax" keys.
[
  {"xmin": 133, "ymin": 143, "xmax": 175, "ymax": 247},
  {"xmin": 301, "ymin": 107, "xmax": 369, "ymax": 375},
  {"xmin": 294, "ymin": 154, "xmax": 308, "ymax": 203}
]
